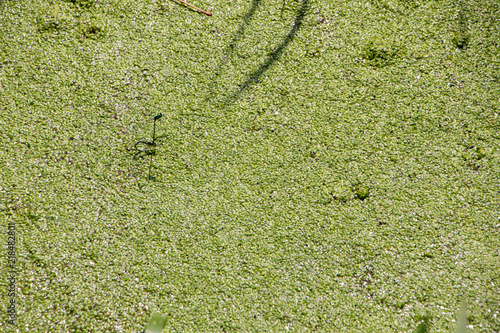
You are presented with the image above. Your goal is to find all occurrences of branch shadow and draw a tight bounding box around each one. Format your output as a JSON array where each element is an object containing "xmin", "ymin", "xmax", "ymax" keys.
[
  {"xmin": 205, "ymin": 0, "xmax": 310, "ymax": 107},
  {"xmin": 203, "ymin": 0, "xmax": 263, "ymax": 103},
  {"xmin": 223, "ymin": 0, "xmax": 309, "ymax": 106},
  {"xmin": 223, "ymin": 0, "xmax": 263, "ymax": 69}
]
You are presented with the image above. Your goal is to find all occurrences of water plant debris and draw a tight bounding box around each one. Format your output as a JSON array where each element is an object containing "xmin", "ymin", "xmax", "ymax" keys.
[
  {"xmin": 173, "ymin": 0, "xmax": 212, "ymax": 16},
  {"xmin": 133, "ymin": 113, "xmax": 163, "ymax": 181}
]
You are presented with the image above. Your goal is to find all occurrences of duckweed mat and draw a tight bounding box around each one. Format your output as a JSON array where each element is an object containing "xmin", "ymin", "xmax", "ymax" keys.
[{"xmin": 1, "ymin": 0, "xmax": 499, "ymax": 331}]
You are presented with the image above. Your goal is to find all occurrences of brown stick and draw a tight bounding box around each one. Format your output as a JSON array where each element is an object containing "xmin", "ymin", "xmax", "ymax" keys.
[{"xmin": 174, "ymin": 0, "xmax": 212, "ymax": 16}]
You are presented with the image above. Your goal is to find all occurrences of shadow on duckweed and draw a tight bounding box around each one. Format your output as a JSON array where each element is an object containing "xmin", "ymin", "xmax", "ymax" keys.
[
  {"xmin": 222, "ymin": 0, "xmax": 263, "ymax": 67},
  {"xmin": 453, "ymin": 0, "xmax": 469, "ymax": 49},
  {"xmin": 206, "ymin": 0, "xmax": 310, "ymax": 107}
]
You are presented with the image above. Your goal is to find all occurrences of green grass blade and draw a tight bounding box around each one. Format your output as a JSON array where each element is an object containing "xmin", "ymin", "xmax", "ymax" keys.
[
  {"xmin": 144, "ymin": 312, "xmax": 167, "ymax": 333},
  {"xmin": 456, "ymin": 302, "xmax": 467, "ymax": 333}
]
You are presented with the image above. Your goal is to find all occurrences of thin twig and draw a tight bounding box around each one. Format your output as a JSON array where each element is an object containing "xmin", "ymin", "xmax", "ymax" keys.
[{"xmin": 174, "ymin": 0, "xmax": 212, "ymax": 16}]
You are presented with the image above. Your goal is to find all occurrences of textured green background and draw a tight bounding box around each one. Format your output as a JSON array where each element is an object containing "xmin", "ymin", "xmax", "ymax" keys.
[{"xmin": 1, "ymin": 0, "xmax": 499, "ymax": 331}]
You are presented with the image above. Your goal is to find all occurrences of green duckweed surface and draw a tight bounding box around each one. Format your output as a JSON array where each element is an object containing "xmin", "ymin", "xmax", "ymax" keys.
[{"xmin": 1, "ymin": 0, "xmax": 499, "ymax": 331}]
